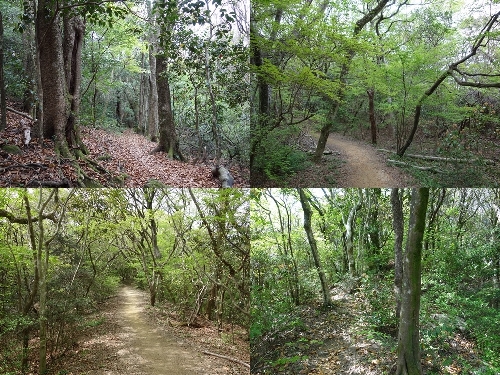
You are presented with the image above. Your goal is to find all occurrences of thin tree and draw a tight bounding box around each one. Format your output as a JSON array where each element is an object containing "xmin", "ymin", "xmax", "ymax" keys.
[
  {"xmin": 297, "ymin": 188, "xmax": 332, "ymax": 307},
  {"xmin": 0, "ymin": 10, "xmax": 6, "ymax": 131},
  {"xmin": 396, "ymin": 188, "xmax": 429, "ymax": 375},
  {"xmin": 391, "ymin": 188, "xmax": 404, "ymax": 321},
  {"xmin": 397, "ymin": 11, "xmax": 500, "ymax": 156}
]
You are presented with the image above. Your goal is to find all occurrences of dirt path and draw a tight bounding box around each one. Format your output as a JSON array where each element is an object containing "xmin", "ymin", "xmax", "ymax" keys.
[
  {"xmin": 48, "ymin": 286, "xmax": 249, "ymax": 375},
  {"xmin": 114, "ymin": 286, "xmax": 209, "ymax": 375},
  {"xmin": 321, "ymin": 133, "xmax": 411, "ymax": 187}
]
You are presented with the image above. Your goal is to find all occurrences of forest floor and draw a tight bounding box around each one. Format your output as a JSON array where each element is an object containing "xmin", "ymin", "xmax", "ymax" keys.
[
  {"xmin": 0, "ymin": 105, "xmax": 249, "ymax": 187},
  {"xmin": 317, "ymin": 132, "xmax": 412, "ymax": 187},
  {"xmin": 258, "ymin": 131, "xmax": 414, "ymax": 187},
  {"xmin": 47, "ymin": 286, "xmax": 250, "ymax": 375},
  {"xmin": 335, "ymin": 127, "xmax": 500, "ymax": 187},
  {"xmin": 251, "ymin": 284, "xmax": 491, "ymax": 375}
]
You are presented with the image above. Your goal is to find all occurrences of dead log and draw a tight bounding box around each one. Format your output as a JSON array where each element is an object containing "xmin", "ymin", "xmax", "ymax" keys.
[
  {"xmin": 378, "ymin": 148, "xmax": 494, "ymax": 165},
  {"xmin": 211, "ymin": 165, "xmax": 234, "ymax": 187},
  {"xmin": 387, "ymin": 159, "xmax": 445, "ymax": 173},
  {"xmin": 202, "ymin": 350, "xmax": 250, "ymax": 369},
  {"xmin": 6, "ymin": 106, "xmax": 34, "ymax": 121}
]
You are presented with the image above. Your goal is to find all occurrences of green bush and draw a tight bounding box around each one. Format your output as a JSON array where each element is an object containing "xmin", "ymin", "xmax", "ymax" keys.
[{"xmin": 255, "ymin": 143, "xmax": 310, "ymax": 180}]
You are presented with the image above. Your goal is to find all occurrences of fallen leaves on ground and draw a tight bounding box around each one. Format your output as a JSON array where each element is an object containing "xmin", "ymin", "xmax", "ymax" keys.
[
  {"xmin": 1, "ymin": 107, "xmax": 249, "ymax": 187},
  {"xmin": 251, "ymin": 284, "xmax": 492, "ymax": 375}
]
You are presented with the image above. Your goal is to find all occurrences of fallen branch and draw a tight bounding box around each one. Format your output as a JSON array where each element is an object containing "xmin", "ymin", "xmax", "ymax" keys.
[
  {"xmin": 388, "ymin": 159, "xmax": 445, "ymax": 173},
  {"xmin": 379, "ymin": 148, "xmax": 494, "ymax": 165},
  {"xmin": 6, "ymin": 106, "xmax": 35, "ymax": 121},
  {"xmin": 202, "ymin": 350, "xmax": 250, "ymax": 369}
]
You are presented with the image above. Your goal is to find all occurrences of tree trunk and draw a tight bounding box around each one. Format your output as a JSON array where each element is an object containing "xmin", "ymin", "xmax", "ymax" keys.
[
  {"xmin": 138, "ymin": 53, "xmax": 149, "ymax": 132},
  {"xmin": 63, "ymin": 15, "xmax": 87, "ymax": 157},
  {"xmin": 391, "ymin": 188, "xmax": 404, "ymax": 321},
  {"xmin": 396, "ymin": 188, "xmax": 429, "ymax": 375},
  {"xmin": 155, "ymin": 54, "xmax": 183, "ymax": 160},
  {"xmin": 0, "ymin": 10, "xmax": 6, "ymax": 131},
  {"xmin": 36, "ymin": 2, "xmax": 86, "ymax": 158},
  {"xmin": 37, "ymin": 1, "xmax": 66, "ymax": 143},
  {"xmin": 147, "ymin": 0, "xmax": 158, "ymax": 141},
  {"xmin": 343, "ymin": 191, "xmax": 363, "ymax": 277},
  {"xmin": 249, "ymin": 9, "xmax": 275, "ymax": 169},
  {"xmin": 367, "ymin": 89, "xmax": 377, "ymax": 144},
  {"xmin": 203, "ymin": 3, "xmax": 221, "ymax": 162},
  {"xmin": 298, "ymin": 189, "xmax": 331, "ymax": 307}
]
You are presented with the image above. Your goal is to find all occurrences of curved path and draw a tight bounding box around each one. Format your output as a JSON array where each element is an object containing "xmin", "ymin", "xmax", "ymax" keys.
[{"xmin": 321, "ymin": 133, "xmax": 410, "ymax": 187}]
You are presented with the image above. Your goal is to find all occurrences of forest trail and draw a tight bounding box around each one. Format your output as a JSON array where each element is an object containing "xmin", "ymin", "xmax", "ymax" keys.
[
  {"xmin": 320, "ymin": 133, "xmax": 410, "ymax": 187},
  {"xmin": 83, "ymin": 128, "xmax": 221, "ymax": 187},
  {"xmin": 48, "ymin": 285, "xmax": 242, "ymax": 375},
  {"xmin": 114, "ymin": 286, "xmax": 207, "ymax": 375}
]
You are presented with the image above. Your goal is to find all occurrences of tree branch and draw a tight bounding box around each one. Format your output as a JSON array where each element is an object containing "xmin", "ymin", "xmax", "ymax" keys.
[
  {"xmin": 6, "ymin": 106, "xmax": 35, "ymax": 121},
  {"xmin": 0, "ymin": 208, "xmax": 57, "ymax": 224}
]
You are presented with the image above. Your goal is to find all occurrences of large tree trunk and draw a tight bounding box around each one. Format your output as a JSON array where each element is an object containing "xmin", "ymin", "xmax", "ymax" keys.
[
  {"xmin": 37, "ymin": 2, "xmax": 67, "ymax": 144},
  {"xmin": 396, "ymin": 188, "xmax": 429, "ymax": 375},
  {"xmin": 36, "ymin": 2, "xmax": 86, "ymax": 158},
  {"xmin": 63, "ymin": 15, "xmax": 87, "ymax": 157},
  {"xmin": 155, "ymin": 54, "xmax": 183, "ymax": 160},
  {"xmin": 298, "ymin": 189, "xmax": 332, "ymax": 307},
  {"xmin": 391, "ymin": 188, "xmax": 404, "ymax": 321},
  {"xmin": 147, "ymin": 0, "xmax": 158, "ymax": 141}
]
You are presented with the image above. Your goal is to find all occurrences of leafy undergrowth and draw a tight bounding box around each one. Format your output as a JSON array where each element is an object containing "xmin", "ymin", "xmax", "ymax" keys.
[
  {"xmin": 251, "ymin": 285, "xmax": 496, "ymax": 375},
  {"xmin": 251, "ymin": 153, "xmax": 343, "ymax": 187},
  {"xmin": 350, "ymin": 127, "xmax": 500, "ymax": 187},
  {"xmin": 387, "ymin": 158, "xmax": 499, "ymax": 187},
  {"xmin": 0, "ymin": 107, "xmax": 249, "ymax": 187}
]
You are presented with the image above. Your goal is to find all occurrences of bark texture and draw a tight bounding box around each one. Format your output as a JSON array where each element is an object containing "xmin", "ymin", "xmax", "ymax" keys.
[
  {"xmin": 36, "ymin": 2, "xmax": 86, "ymax": 158},
  {"xmin": 396, "ymin": 188, "xmax": 429, "ymax": 375},
  {"xmin": 0, "ymin": 11, "xmax": 5, "ymax": 130},
  {"xmin": 343, "ymin": 191, "xmax": 363, "ymax": 276},
  {"xmin": 298, "ymin": 189, "xmax": 332, "ymax": 306},
  {"xmin": 391, "ymin": 188, "xmax": 404, "ymax": 321},
  {"xmin": 155, "ymin": 54, "xmax": 183, "ymax": 160}
]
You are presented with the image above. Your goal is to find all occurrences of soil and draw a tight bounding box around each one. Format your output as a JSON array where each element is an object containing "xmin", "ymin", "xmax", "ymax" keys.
[
  {"xmin": 0, "ymin": 104, "xmax": 249, "ymax": 187},
  {"xmin": 320, "ymin": 133, "xmax": 412, "ymax": 187},
  {"xmin": 47, "ymin": 286, "xmax": 249, "ymax": 375},
  {"xmin": 252, "ymin": 131, "xmax": 413, "ymax": 187}
]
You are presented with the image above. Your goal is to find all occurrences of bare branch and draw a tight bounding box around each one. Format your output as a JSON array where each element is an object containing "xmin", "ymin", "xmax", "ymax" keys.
[{"xmin": 451, "ymin": 73, "xmax": 500, "ymax": 88}]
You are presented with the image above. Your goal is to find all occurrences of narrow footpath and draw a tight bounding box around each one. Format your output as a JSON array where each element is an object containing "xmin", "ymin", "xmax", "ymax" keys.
[
  {"xmin": 48, "ymin": 286, "xmax": 248, "ymax": 375},
  {"xmin": 114, "ymin": 286, "xmax": 208, "ymax": 375},
  {"xmin": 323, "ymin": 133, "xmax": 410, "ymax": 187}
]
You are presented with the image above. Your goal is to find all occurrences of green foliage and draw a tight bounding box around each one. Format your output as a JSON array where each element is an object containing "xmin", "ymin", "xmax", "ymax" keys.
[{"xmin": 253, "ymin": 127, "xmax": 311, "ymax": 180}]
